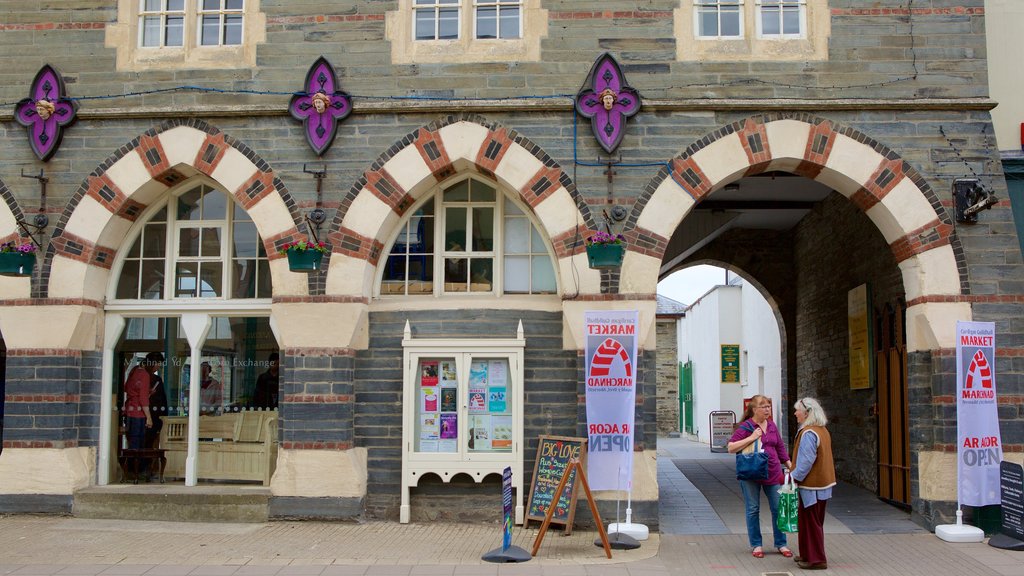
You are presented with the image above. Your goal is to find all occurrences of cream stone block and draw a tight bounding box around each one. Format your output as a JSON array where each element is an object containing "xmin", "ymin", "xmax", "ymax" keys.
[
  {"xmin": 898, "ymin": 246, "xmax": 962, "ymax": 302},
  {"xmin": 0, "ymin": 203, "xmax": 16, "ymax": 234},
  {"xmin": 592, "ymin": 450, "xmax": 657, "ymax": 500},
  {"xmin": 439, "ymin": 121, "xmax": 490, "ymax": 168},
  {"xmin": 268, "ymin": 257, "xmax": 312, "ymax": 297},
  {"xmin": 690, "ymin": 134, "xmax": 748, "ymax": 186},
  {"xmin": 343, "ymin": 189, "xmax": 395, "ymax": 240},
  {"xmin": 211, "ymin": 147, "xmax": 259, "ymax": 196},
  {"xmin": 764, "ymin": 120, "xmax": 812, "ymax": 168},
  {"xmin": 0, "ymin": 303, "xmax": 99, "ymax": 350},
  {"xmin": 96, "ymin": 214, "xmax": 134, "ymax": 252},
  {"xmin": 637, "ymin": 177, "xmax": 694, "ymax": 238},
  {"xmin": 271, "ymin": 448, "xmax": 368, "ymax": 498},
  {"xmin": 868, "ymin": 179, "xmax": 941, "ymax": 244},
  {"xmin": 271, "ymin": 302, "xmax": 368, "ymax": 350},
  {"xmin": 619, "ymin": 252, "xmax": 661, "ymax": 295},
  {"xmin": 557, "ymin": 253, "xmax": 601, "ymax": 301},
  {"xmin": 532, "ymin": 187, "xmax": 580, "ymax": 239},
  {"xmin": 562, "ymin": 300, "xmax": 657, "ymax": 351},
  {"xmin": 917, "ymin": 451, "xmax": 957, "ymax": 501},
  {"xmin": 326, "ymin": 253, "xmax": 376, "ymax": 298},
  {"xmin": 0, "ymin": 448, "xmax": 95, "ymax": 494},
  {"xmin": 105, "ymin": 150, "xmax": 153, "ymax": 203},
  {"xmin": 65, "ymin": 196, "xmax": 115, "ymax": 243},
  {"xmin": 382, "ymin": 145, "xmax": 432, "ymax": 198},
  {"xmin": 0, "ymin": 276, "xmax": 31, "ymax": 300},
  {"xmin": 823, "ymin": 134, "xmax": 886, "ymax": 197},
  {"xmin": 247, "ymin": 191, "xmax": 294, "ymax": 240},
  {"xmin": 49, "ymin": 254, "xmax": 110, "ymax": 302},
  {"xmin": 906, "ymin": 302, "xmax": 973, "ymax": 352},
  {"xmin": 494, "ymin": 144, "xmax": 543, "ymax": 193},
  {"xmin": 159, "ymin": 126, "xmax": 208, "ymax": 168}
]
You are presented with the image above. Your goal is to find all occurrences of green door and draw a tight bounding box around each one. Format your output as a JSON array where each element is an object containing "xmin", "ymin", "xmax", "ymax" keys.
[{"xmin": 680, "ymin": 361, "xmax": 694, "ymax": 434}]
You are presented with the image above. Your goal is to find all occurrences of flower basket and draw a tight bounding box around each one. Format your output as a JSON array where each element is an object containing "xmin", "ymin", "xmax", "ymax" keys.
[
  {"xmin": 586, "ymin": 243, "xmax": 624, "ymax": 269},
  {"xmin": 286, "ymin": 249, "xmax": 324, "ymax": 272},
  {"xmin": 0, "ymin": 242, "xmax": 37, "ymax": 277}
]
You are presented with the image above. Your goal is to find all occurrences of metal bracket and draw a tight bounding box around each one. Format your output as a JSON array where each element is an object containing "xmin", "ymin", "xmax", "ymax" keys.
[
  {"xmin": 18, "ymin": 168, "xmax": 49, "ymax": 250},
  {"xmin": 303, "ymin": 163, "xmax": 327, "ymax": 242},
  {"xmin": 953, "ymin": 178, "xmax": 998, "ymax": 224}
]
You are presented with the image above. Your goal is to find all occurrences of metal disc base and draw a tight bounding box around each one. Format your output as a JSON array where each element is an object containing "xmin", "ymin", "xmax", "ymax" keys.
[{"xmin": 596, "ymin": 532, "xmax": 641, "ymax": 550}]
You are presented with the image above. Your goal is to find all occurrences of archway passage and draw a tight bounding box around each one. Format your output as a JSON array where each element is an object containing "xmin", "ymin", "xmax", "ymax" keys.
[{"xmin": 651, "ymin": 115, "xmax": 957, "ymax": 510}]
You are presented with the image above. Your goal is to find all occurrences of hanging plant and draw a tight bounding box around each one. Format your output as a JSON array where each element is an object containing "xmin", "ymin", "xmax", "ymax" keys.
[
  {"xmin": 585, "ymin": 231, "xmax": 625, "ymax": 270},
  {"xmin": 280, "ymin": 240, "xmax": 327, "ymax": 272},
  {"xmin": 0, "ymin": 240, "xmax": 39, "ymax": 277}
]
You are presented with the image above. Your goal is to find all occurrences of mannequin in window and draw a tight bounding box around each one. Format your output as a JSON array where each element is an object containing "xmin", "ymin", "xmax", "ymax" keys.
[
  {"xmin": 145, "ymin": 352, "xmax": 168, "ymax": 450},
  {"xmin": 199, "ymin": 362, "xmax": 222, "ymax": 415},
  {"xmin": 123, "ymin": 357, "xmax": 154, "ymax": 450}
]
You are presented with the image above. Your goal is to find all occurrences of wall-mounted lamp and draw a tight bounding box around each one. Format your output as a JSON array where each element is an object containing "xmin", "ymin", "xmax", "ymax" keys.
[{"xmin": 953, "ymin": 178, "xmax": 998, "ymax": 224}]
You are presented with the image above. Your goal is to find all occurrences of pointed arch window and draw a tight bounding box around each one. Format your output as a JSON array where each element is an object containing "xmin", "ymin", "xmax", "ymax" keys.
[
  {"xmin": 380, "ymin": 177, "xmax": 556, "ymax": 296},
  {"xmin": 115, "ymin": 182, "xmax": 272, "ymax": 301}
]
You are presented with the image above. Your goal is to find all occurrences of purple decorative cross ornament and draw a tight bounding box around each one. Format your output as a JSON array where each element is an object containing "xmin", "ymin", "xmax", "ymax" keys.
[
  {"xmin": 575, "ymin": 53, "xmax": 641, "ymax": 154},
  {"xmin": 289, "ymin": 57, "xmax": 353, "ymax": 157},
  {"xmin": 15, "ymin": 64, "xmax": 78, "ymax": 162}
]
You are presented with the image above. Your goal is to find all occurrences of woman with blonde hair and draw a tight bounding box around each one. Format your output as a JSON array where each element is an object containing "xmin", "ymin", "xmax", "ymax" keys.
[
  {"xmin": 790, "ymin": 397, "xmax": 836, "ymax": 570},
  {"xmin": 727, "ymin": 395, "xmax": 793, "ymax": 559}
]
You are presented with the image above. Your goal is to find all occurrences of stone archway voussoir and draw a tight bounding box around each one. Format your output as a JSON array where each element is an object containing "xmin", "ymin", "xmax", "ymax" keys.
[
  {"xmin": 897, "ymin": 245, "xmax": 961, "ymax": 302},
  {"xmin": 637, "ymin": 177, "xmax": 694, "ymax": 239},
  {"xmin": 690, "ymin": 133, "xmax": 749, "ymax": 186}
]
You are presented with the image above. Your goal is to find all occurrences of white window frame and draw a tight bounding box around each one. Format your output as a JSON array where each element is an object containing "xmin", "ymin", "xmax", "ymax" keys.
[
  {"xmin": 197, "ymin": 0, "xmax": 246, "ymax": 46},
  {"xmin": 472, "ymin": 0, "xmax": 523, "ymax": 40},
  {"xmin": 377, "ymin": 175, "xmax": 558, "ymax": 298},
  {"xmin": 755, "ymin": 0, "xmax": 806, "ymax": 39},
  {"xmin": 111, "ymin": 178, "xmax": 272, "ymax": 304},
  {"xmin": 139, "ymin": 0, "xmax": 186, "ymax": 47},
  {"xmin": 694, "ymin": 0, "xmax": 744, "ymax": 39},
  {"xmin": 413, "ymin": 0, "xmax": 462, "ymax": 41}
]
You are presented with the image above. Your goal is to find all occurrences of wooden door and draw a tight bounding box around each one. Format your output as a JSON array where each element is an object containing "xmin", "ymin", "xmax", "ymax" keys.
[{"xmin": 876, "ymin": 302, "xmax": 910, "ymax": 507}]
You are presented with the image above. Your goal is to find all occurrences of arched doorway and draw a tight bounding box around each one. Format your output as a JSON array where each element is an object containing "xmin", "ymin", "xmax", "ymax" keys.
[{"xmin": 642, "ymin": 115, "xmax": 960, "ymax": 511}]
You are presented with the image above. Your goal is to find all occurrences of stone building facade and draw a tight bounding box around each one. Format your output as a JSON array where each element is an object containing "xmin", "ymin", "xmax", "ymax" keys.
[{"xmin": 0, "ymin": 1, "xmax": 1020, "ymax": 529}]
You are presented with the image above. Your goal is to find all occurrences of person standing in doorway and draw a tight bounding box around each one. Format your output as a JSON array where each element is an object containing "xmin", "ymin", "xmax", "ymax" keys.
[
  {"xmin": 727, "ymin": 395, "xmax": 794, "ymax": 559},
  {"xmin": 123, "ymin": 356, "xmax": 153, "ymax": 450},
  {"xmin": 144, "ymin": 352, "xmax": 167, "ymax": 449},
  {"xmin": 790, "ymin": 397, "xmax": 836, "ymax": 570},
  {"xmin": 253, "ymin": 352, "xmax": 280, "ymax": 410},
  {"xmin": 199, "ymin": 361, "xmax": 222, "ymax": 415}
]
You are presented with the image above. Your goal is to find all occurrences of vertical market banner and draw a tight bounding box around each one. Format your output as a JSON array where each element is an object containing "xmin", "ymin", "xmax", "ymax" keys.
[
  {"xmin": 585, "ymin": 310, "xmax": 638, "ymax": 491},
  {"xmin": 956, "ymin": 321, "xmax": 1003, "ymax": 506}
]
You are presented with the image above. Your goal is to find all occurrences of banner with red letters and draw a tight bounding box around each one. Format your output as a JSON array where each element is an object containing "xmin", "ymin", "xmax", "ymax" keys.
[
  {"xmin": 956, "ymin": 321, "xmax": 1003, "ymax": 506},
  {"xmin": 584, "ymin": 310, "xmax": 638, "ymax": 491}
]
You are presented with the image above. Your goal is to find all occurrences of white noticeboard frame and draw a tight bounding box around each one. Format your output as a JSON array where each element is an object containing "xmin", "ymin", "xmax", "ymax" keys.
[{"xmin": 399, "ymin": 320, "xmax": 526, "ymax": 525}]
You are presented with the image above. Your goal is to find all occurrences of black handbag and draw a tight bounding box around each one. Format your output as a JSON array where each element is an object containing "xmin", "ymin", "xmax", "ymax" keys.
[{"xmin": 735, "ymin": 423, "xmax": 770, "ymax": 481}]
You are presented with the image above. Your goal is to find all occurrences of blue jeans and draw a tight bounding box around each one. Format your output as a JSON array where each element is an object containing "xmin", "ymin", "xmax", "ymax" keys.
[
  {"xmin": 739, "ymin": 479, "xmax": 787, "ymax": 548},
  {"xmin": 126, "ymin": 417, "xmax": 147, "ymax": 450}
]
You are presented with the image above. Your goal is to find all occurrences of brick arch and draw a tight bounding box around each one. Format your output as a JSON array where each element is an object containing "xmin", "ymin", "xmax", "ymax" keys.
[
  {"xmin": 324, "ymin": 115, "xmax": 603, "ymax": 297},
  {"xmin": 41, "ymin": 120, "xmax": 311, "ymax": 301},
  {"xmin": 632, "ymin": 113, "xmax": 969, "ymax": 352}
]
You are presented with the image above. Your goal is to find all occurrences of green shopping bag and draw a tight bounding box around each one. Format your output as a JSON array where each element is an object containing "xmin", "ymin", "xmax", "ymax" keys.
[{"xmin": 777, "ymin": 472, "xmax": 799, "ymax": 533}]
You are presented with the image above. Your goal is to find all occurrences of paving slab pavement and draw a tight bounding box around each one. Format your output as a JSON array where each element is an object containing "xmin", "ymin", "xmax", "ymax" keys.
[{"xmin": 1, "ymin": 436, "xmax": 1021, "ymax": 575}]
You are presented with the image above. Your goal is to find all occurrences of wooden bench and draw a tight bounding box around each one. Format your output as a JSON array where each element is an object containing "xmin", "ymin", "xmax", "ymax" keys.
[{"xmin": 159, "ymin": 411, "xmax": 278, "ymax": 485}]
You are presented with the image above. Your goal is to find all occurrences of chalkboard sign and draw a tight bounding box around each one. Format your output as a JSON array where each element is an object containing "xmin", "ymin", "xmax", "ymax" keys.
[
  {"xmin": 525, "ymin": 435, "xmax": 586, "ymax": 533},
  {"xmin": 1000, "ymin": 461, "xmax": 1024, "ymax": 542}
]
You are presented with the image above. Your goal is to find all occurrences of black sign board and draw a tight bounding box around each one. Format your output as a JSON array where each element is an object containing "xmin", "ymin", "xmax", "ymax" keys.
[
  {"xmin": 1000, "ymin": 461, "xmax": 1024, "ymax": 541},
  {"xmin": 524, "ymin": 435, "xmax": 586, "ymax": 533}
]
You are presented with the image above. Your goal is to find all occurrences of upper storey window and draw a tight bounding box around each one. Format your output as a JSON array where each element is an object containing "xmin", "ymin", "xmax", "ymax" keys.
[
  {"xmin": 107, "ymin": 0, "xmax": 265, "ymax": 71},
  {"xmin": 675, "ymin": 0, "xmax": 827, "ymax": 62},
  {"xmin": 387, "ymin": 0, "xmax": 545, "ymax": 64},
  {"xmin": 756, "ymin": 0, "xmax": 805, "ymax": 38},
  {"xmin": 696, "ymin": 0, "xmax": 742, "ymax": 38}
]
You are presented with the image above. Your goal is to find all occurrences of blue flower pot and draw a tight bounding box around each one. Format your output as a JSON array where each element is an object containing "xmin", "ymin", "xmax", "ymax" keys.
[
  {"xmin": 0, "ymin": 252, "xmax": 36, "ymax": 277},
  {"xmin": 586, "ymin": 243, "xmax": 624, "ymax": 269},
  {"xmin": 287, "ymin": 250, "xmax": 324, "ymax": 272}
]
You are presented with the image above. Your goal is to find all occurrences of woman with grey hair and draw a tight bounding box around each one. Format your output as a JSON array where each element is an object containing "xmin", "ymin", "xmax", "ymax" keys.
[{"xmin": 790, "ymin": 397, "xmax": 835, "ymax": 570}]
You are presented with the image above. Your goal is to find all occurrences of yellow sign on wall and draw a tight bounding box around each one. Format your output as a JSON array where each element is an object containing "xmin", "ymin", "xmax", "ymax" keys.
[{"xmin": 848, "ymin": 284, "xmax": 873, "ymax": 390}]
